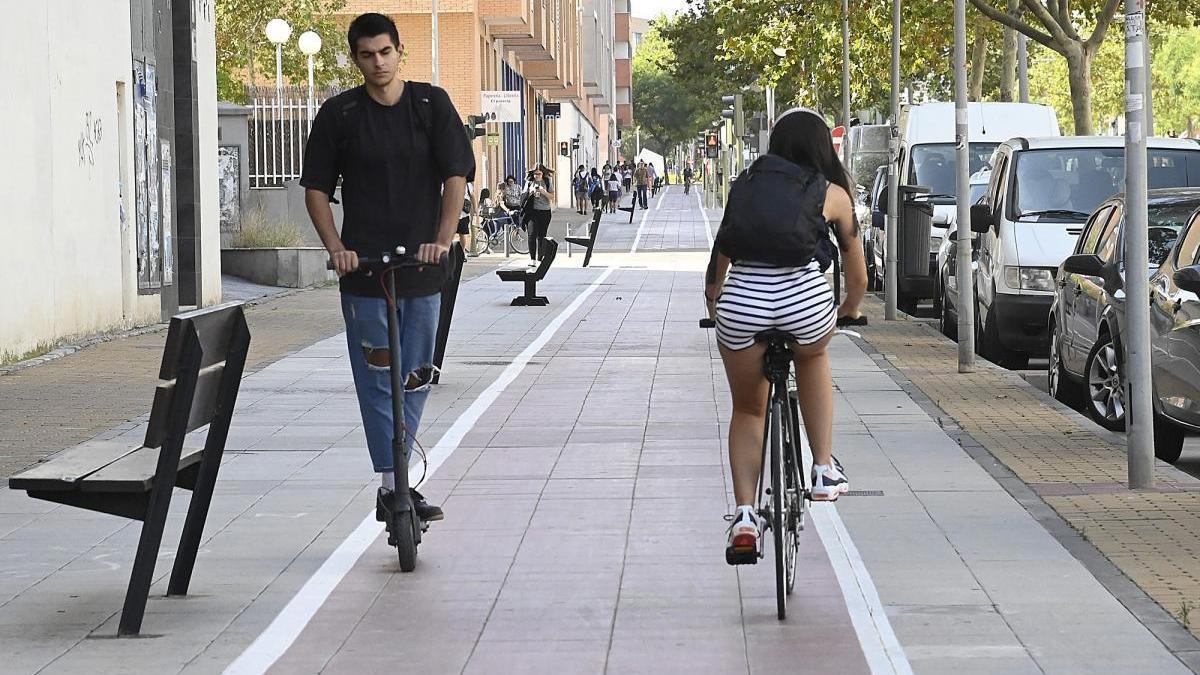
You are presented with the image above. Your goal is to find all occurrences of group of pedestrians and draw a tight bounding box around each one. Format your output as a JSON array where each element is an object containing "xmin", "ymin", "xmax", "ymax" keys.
[{"xmin": 571, "ymin": 159, "xmax": 660, "ymax": 214}]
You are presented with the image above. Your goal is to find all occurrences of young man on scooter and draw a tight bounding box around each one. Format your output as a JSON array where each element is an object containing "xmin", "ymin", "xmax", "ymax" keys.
[{"xmin": 301, "ymin": 12, "xmax": 475, "ymax": 524}]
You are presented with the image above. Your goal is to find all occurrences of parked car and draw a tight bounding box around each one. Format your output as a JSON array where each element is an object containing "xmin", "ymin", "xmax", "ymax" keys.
[
  {"xmin": 872, "ymin": 101, "xmax": 1060, "ymax": 311},
  {"xmin": 1048, "ymin": 189, "xmax": 1200, "ymax": 462},
  {"xmin": 863, "ymin": 164, "xmax": 888, "ymax": 290},
  {"xmin": 971, "ymin": 136, "xmax": 1200, "ymax": 369},
  {"xmin": 934, "ymin": 168, "xmax": 992, "ymax": 338}
]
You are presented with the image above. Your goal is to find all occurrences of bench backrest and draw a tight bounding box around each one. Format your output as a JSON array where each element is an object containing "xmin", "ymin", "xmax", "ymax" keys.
[
  {"xmin": 532, "ymin": 239, "xmax": 558, "ymax": 282},
  {"xmin": 145, "ymin": 303, "xmax": 250, "ymax": 449}
]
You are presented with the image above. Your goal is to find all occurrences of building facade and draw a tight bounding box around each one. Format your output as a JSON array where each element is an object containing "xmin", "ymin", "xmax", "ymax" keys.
[
  {"xmin": 613, "ymin": 0, "xmax": 632, "ymax": 131},
  {"xmin": 337, "ymin": 0, "xmax": 620, "ymax": 208},
  {"xmin": 1, "ymin": 0, "xmax": 221, "ymax": 361}
]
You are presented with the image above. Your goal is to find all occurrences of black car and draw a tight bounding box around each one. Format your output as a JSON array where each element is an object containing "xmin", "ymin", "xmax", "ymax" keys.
[{"xmin": 1048, "ymin": 188, "xmax": 1200, "ymax": 462}]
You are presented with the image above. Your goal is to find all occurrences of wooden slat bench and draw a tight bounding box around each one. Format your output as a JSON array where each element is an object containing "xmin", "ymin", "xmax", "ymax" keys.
[
  {"xmin": 496, "ymin": 238, "xmax": 558, "ymax": 306},
  {"xmin": 8, "ymin": 302, "xmax": 251, "ymax": 636}
]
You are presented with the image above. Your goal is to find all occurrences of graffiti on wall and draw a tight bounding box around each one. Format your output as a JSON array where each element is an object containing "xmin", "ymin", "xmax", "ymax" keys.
[
  {"xmin": 77, "ymin": 111, "xmax": 103, "ymax": 166},
  {"xmin": 218, "ymin": 145, "xmax": 241, "ymax": 232}
]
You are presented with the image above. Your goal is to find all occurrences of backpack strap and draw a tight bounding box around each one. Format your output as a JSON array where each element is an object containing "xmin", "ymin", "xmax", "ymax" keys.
[{"xmin": 407, "ymin": 81, "xmax": 436, "ymax": 140}]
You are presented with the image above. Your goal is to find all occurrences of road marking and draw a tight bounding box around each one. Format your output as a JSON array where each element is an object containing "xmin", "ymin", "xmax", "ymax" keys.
[
  {"xmin": 696, "ymin": 188, "xmax": 714, "ymax": 248},
  {"xmin": 629, "ymin": 199, "xmax": 653, "ymax": 253},
  {"xmin": 655, "ymin": 184, "xmax": 669, "ymax": 210},
  {"xmin": 810, "ymin": 505, "xmax": 912, "ymax": 675},
  {"xmin": 223, "ymin": 266, "xmax": 618, "ymax": 675}
]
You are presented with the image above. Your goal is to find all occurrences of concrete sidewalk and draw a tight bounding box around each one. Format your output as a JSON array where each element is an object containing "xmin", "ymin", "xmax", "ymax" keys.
[{"xmin": 1, "ymin": 185, "xmax": 1194, "ymax": 673}]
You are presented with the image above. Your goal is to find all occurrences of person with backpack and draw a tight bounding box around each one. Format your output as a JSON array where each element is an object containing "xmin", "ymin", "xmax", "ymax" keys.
[
  {"xmin": 633, "ymin": 161, "xmax": 650, "ymax": 209},
  {"xmin": 683, "ymin": 164, "xmax": 694, "ymax": 195},
  {"xmin": 301, "ymin": 12, "xmax": 476, "ymax": 526},
  {"xmin": 606, "ymin": 171, "xmax": 621, "ymax": 213},
  {"xmin": 572, "ymin": 165, "xmax": 589, "ymax": 214},
  {"xmin": 704, "ymin": 108, "xmax": 866, "ymax": 561},
  {"xmin": 587, "ymin": 167, "xmax": 605, "ymax": 211}
]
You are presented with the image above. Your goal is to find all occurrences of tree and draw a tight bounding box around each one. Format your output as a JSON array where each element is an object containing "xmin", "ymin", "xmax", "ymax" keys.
[
  {"xmin": 216, "ymin": 0, "xmax": 354, "ymax": 104},
  {"xmin": 1151, "ymin": 26, "xmax": 1200, "ymax": 136},
  {"xmin": 967, "ymin": 0, "xmax": 1193, "ymax": 135}
]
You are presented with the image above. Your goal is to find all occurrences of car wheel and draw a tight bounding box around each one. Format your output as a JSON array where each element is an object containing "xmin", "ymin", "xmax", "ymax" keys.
[
  {"xmin": 937, "ymin": 279, "xmax": 957, "ymax": 340},
  {"xmin": 1048, "ymin": 321, "xmax": 1083, "ymax": 408},
  {"xmin": 981, "ymin": 311, "xmax": 1029, "ymax": 370},
  {"xmin": 898, "ymin": 293, "xmax": 919, "ymax": 315},
  {"xmin": 1085, "ymin": 332, "xmax": 1126, "ymax": 431},
  {"xmin": 1154, "ymin": 414, "xmax": 1185, "ymax": 464}
]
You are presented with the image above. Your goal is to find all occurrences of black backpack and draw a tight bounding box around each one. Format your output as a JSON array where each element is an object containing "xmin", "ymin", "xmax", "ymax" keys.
[{"xmin": 715, "ymin": 154, "xmax": 830, "ymax": 268}]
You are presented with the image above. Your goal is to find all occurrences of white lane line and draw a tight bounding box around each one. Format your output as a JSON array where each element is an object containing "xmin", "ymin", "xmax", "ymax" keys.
[
  {"xmin": 655, "ymin": 184, "xmax": 669, "ymax": 210},
  {"xmin": 628, "ymin": 200, "xmax": 653, "ymax": 254},
  {"xmin": 810, "ymin": 505, "xmax": 913, "ymax": 675},
  {"xmin": 696, "ymin": 187, "xmax": 714, "ymax": 248},
  {"xmin": 223, "ymin": 266, "xmax": 618, "ymax": 675}
]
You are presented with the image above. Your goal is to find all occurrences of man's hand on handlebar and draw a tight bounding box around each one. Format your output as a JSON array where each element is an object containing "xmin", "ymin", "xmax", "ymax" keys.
[
  {"xmin": 417, "ymin": 242, "xmax": 450, "ymax": 265},
  {"xmin": 329, "ymin": 249, "xmax": 359, "ymax": 277}
]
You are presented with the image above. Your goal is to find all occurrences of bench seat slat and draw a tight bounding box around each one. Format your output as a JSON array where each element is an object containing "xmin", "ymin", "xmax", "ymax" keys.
[
  {"xmin": 8, "ymin": 441, "xmax": 142, "ymax": 491},
  {"xmin": 79, "ymin": 444, "xmax": 206, "ymax": 493}
]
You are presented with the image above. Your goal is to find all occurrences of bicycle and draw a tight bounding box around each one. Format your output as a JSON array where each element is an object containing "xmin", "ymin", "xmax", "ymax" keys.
[
  {"xmin": 469, "ymin": 207, "xmax": 529, "ymax": 256},
  {"xmin": 701, "ymin": 247, "xmax": 867, "ymax": 619},
  {"xmin": 327, "ymin": 247, "xmax": 440, "ymax": 572}
]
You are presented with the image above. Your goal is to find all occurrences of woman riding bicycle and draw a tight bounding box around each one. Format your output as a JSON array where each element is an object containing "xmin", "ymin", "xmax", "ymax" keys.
[
  {"xmin": 499, "ymin": 174, "xmax": 524, "ymax": 213},
  {"xmin": 705, "ymin": 108, "xmax": 867, "ymax": 560}
]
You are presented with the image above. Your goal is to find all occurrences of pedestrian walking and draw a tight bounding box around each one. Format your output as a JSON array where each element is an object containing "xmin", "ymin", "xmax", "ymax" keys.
[
  {"xmin": 499, "ymin": 174, "xmax": 524, "ymax": 212},
  {"xmin": 705, "ymin": 108, "xmax": 867, "ymax": 560},
  {"xmin": 524, "ymin": 166, "xmax": 554, "ymax": 261},
  {"xmin": 634, "ymin": 160, "xmax": 649, "ymax": 209},
  {"xmin": 457, "ymin": 182, "xmax": 473, "ymax": 252},
  {"xmin": 301, "ymin": 11, "xmax": 476, "ymax": 524},
  {"xmin": 621, "ymin": 163, "xmax": 632, "ymax": 193},
  {"xmin": 572, "ymin": 165, "xmax": 588, "ymax": 214},
  {"xmin": 588, "ymin": 168, "xmax": 604, "ymax": 211},
  {"xmin": 606, "ymin": 172, "xmax": 621, "ymax": 213}
]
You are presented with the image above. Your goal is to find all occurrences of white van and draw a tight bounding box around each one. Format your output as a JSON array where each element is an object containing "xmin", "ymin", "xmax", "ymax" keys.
[
  {"xmin": 970, "ymin": 136, "xmax": 1200, "ymax": 368},
  {"xmin": 870, "ymin": 102, "xmax": 1060, "ymax": 310}
]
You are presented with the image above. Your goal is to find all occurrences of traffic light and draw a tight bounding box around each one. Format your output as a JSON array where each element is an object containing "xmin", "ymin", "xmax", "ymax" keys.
[
  {"xmin": 720, "ymin": 94, "xmax": 744, "ymax": 137},
  {"xmin": 559, "ymin": 141, "xmax": 570, "ymax": 157},
  {"xmin": 705, "ymin": 132, "xmax": 720, "ymax": 158},
  {"xmin": 570, "ymin": 136, "xmax": 580, "ymax": 152},
  {"xmin": 464, "ymin": 114, "xmax": 486, "ymax": 141}
]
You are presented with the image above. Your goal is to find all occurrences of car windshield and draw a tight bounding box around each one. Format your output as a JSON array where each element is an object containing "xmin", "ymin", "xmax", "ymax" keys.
[
  {"xmin": 909, "ymin": 143, "xmax": 999, "ymax": 200},
  {"xmin": 1142, "ymin": 203, "xmax": 1200, "ymax": 267},
  {"xmin": 1014, "ymin": 148, "xmax": 1200, "ymax": 222}
]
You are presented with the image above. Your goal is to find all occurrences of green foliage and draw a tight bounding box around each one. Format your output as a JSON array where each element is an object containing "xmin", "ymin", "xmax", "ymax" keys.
[
  {"xmin": 216, "ymin": 0, "xmax": 355, "ymax": 103},
  {"xmin": 628, "ymin": 26, "xmax": 714, "ymax": 156},
  {"xmin": 1152, "ymin": 25, "xmax": 1200, "ymax": 136}
]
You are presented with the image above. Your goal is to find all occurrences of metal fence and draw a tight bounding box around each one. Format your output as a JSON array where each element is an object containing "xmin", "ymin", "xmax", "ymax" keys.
[{"xmin": 247, "ymin": 85, "xmax": 340, "ymax": 188}]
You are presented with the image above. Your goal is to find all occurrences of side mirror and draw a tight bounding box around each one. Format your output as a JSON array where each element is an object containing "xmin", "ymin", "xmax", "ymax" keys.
[
  {"xmin": 1062, "ymin": 253, "xmax": 1105, "ymax": 277},
  {"xmin": 948, "ymin": 230, "xmax": 959, "ymax": 242},
  {"xmin": 970, "ymin": 203, "xmax": 994, "ymax": 234},
  {"xmin": 1174, "ymin": 265, "xmax": 1200, "ymax": 294},
  {"xmin": 875, "ymin": 187, "xmax": 889, "ymax": 212}
]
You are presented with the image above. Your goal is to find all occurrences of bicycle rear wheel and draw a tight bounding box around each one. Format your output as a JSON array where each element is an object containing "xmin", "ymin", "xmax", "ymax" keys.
[
  {"xmin": 783, "ymin": 392, "xmax": 804, "ymax": 595},
  {"xmin": 469, "ymin": 222, "xmax": 490, "ymax": 256},
  {"xmin": 508, "ymin": 223, "xmax": 530, "ymax": 254},
  {"xmin": 769, "ymin": 397, "xmax": 788, "ymax": 620}
]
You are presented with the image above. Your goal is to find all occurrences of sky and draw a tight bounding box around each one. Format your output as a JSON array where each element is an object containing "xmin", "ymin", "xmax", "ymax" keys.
[{"xmin": 632, "ymin": 0, "xmax": 689, "ymax": 20}]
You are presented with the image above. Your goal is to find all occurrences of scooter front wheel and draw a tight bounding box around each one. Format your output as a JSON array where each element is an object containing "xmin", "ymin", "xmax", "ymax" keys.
[{"xmin": 392, "ymin": 509, "xmax": 418, "ymax": 572}]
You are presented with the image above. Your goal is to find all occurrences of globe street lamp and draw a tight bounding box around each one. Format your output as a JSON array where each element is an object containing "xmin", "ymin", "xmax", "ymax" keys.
[
  {"xmin": 298, "ymin": 30, "xmax": 322, "ymax": 124},
  {"xmin": 265, "ymin": 18, "xmax": 292, "ymax": 181}
]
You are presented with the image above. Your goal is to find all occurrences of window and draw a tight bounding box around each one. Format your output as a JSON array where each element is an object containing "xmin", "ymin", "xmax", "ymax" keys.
[
  {"xmin": 1174, "ymin": 212, "xmax": 1200, "ymax": 267},
  {"xmin": 1144, "ymin": 202, "xmax": 1199, "ymax": 266},
  {"xmin": 1096, "ymin": 206, "xmax": 1124, "ymax": 263},
  {"xmin": 908, "ymin": 142, "xmax": 999, "ymax": 200},
  {"xmin": 1079, "ymin": 205, "xmax": 1113, "ymax": 255}
]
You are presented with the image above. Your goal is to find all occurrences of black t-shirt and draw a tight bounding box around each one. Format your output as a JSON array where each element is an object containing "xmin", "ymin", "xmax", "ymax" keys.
[{"xmin": 301, "ymin": 82, "xmax": 476, "ymax": 298}]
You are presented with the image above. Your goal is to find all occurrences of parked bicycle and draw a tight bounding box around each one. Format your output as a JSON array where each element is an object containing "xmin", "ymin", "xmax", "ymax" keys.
[{"xmin": 468, "ymin": 202, "xmax": 529, "ymax": 256}]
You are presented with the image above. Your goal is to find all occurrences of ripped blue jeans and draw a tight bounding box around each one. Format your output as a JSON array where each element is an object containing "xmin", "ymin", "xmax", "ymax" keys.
[{"xmin": 340, "ymin": 292, "xmax": 441, "ymax": 473}]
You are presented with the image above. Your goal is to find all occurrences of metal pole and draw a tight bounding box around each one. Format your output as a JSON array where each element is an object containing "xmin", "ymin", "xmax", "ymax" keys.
[
  {"xmin": 1144, "ymin": 36, "xmax": 1154, "ymax": 137},
  {"xmin": 885, "ymin": 0, "xmax": 900, "ymax": 320},
  {"xmin": 767, "ymin": 86, "xmax": 775, "ymax": 129},
  {"xmin": 1017, "ymin": 34, "xmax": 1029, "ymax": 103},
  {"xmin": 431, "ymin": 0, "xmax": 440, "ymax": 85},
  {"xmin": 841, "ymin": 0, "xmax": 851, "ymax": 166},
  {"xmin": 1124, "ymin": 0, "xmax": 1154, "ymax": 489},
  {"xmin": 275, "ymin": 43, "xmax": 283, "ymax": 185},
  {"xmin": 306, "ymin": 54, "xmax": 315, "ymax": 127},
  {"xmin": 954, "ymin": 0, "xmax": 974, "ymax": 371}
]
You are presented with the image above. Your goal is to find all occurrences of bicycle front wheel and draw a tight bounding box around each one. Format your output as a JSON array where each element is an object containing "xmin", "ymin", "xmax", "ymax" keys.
[
  {"xmin": 508, "ymin": 224, "xmax": 530, "ymax": 254},
  {"xmin": 783, "ymin": 391, "xmax": 804, "ymax": 595},
  {"xmin": 770, "ymin": 398, "xmax": 788, "ymax": 620},
  {"xmin": 469, "ymin": 222, "xmax": 490, "ymax": 256}
]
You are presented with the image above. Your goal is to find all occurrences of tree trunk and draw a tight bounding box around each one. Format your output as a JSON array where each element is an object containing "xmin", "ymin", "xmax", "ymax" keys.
[
  {"xmin": 1064, "ymin": 43, "xmax": 1094, "ymax": 135},
  {"xmin": 999, "ymin": 0, "xmax": 1019, "ymax": 101},
  {"xmin": 969, "ymin": 32, "xmax": 987, "ymax": 100}
]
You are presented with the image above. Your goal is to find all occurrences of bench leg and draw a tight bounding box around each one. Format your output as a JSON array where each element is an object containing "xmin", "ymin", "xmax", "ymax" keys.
[{"xmin": 118, "ymin": 473, "xmax": 176, "ymax": 636}]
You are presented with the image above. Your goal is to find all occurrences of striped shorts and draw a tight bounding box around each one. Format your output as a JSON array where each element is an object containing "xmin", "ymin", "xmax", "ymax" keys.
[{"xmin": 715, "ymin": 261, "xmax": 837, "ymax": 351}]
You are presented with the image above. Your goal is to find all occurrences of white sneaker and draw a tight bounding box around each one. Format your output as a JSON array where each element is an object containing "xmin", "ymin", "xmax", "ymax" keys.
[
  {"xmin": 725, "ymin": 505, "xmax": 761, "ymax": 565},
  {"xmin": 811, "ymin": 462, "xmax": 849, "ymax": 502}
]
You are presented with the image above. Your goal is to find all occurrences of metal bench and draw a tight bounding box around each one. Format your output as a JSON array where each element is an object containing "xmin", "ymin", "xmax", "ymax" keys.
[
  {"xmin": 496, "ymin": 238, "xmax": 558, "ymax": 306},
  {"xmin": 566, "ymin": 206, "xmax": 604, "ymax": 267},
  {"xmin": 8, "ymin": 303, "xmax": 251, "ymax": 636}
]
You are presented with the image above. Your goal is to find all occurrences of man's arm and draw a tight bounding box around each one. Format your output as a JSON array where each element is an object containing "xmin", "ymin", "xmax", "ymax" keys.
[
  {"xmin": 305, "ymin": 189, "xmax": 357, "ymax": 276},
  {"xmin": 419, "ymin": 175, "xmax": 467, "ymax": 264}
]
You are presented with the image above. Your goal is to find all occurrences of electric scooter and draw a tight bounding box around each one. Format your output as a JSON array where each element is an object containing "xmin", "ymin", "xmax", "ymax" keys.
[{"xmin": 328, "ymin": 246, "xmax": 436, "ymax": 571}]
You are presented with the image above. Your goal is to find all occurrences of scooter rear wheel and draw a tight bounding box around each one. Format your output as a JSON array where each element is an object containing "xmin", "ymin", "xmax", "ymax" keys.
[{"xmin": 392, "ymin": 510, "xmax": 418, "ymax": 572}]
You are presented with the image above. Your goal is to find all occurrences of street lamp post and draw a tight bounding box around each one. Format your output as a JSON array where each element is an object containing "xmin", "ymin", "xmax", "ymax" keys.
[
  {"xmin": 265, "ymin": 18, "xmax": 292, "ymax": 185},
  {"xmin": 297, "ymin": 31, "xmax": 322, "ymax": 127},
  {"xmin": 954, "ymin": 0, "xmax": 974, "ymax": 370},
  {"xmin": 841, "ymin": 0, "xmax": 851, "ymax": 166},
  {"xmin": 1124, "ymin": 0, "xmax": 1154, "ymax": 489},
  {"xmin": 885, "ymin": 0, "xmax": 900, "ymax": 321}
]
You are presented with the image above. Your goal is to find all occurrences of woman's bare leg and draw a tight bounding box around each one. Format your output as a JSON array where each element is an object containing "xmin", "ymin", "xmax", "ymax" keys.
[
  {"xmin": 719, "ymin": 343, "xmax": 769, "ymax": 506},
  {"xmin": 791, "ymin": 330, "xmax": 836, "ymax": 467}
]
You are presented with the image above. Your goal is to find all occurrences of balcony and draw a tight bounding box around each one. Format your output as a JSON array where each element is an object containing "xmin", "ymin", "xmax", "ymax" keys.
[{"xmin": 481, "ymin": 0, "xmax": 538, "ymax": 46}]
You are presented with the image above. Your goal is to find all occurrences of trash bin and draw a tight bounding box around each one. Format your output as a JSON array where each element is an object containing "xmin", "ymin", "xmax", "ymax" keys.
[{"xmin": 900, "ymin": 198, "xmax": 934, "ymax": 280}]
